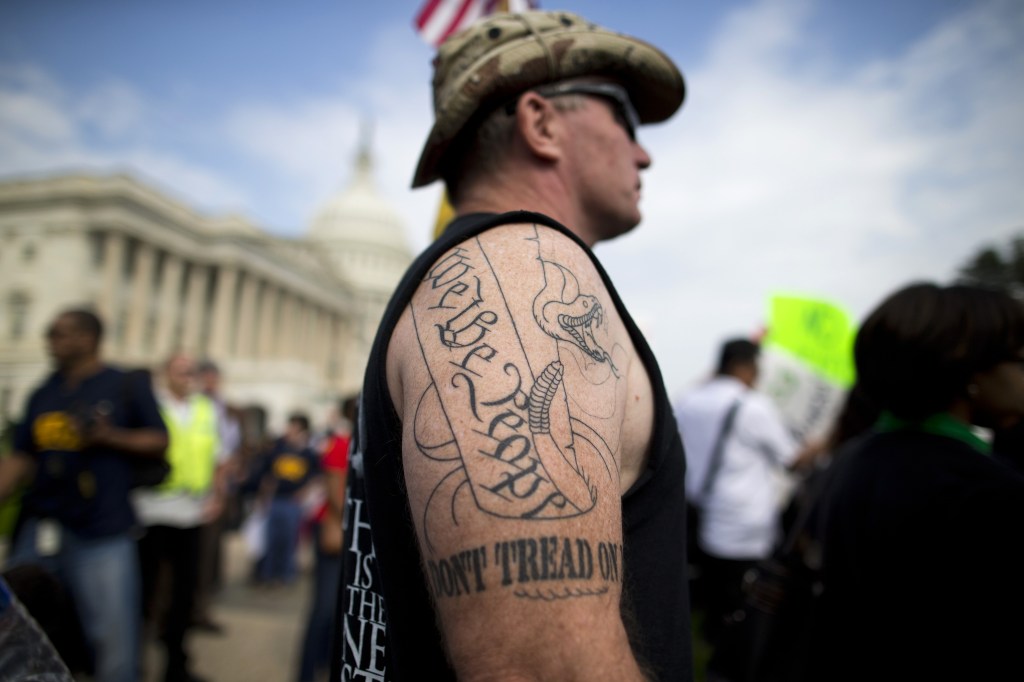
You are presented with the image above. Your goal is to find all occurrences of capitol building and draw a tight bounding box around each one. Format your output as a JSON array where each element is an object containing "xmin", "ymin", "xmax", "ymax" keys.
[{"xmin": 0, "ymin": 143, "xmax": 413, "ymax": 432}]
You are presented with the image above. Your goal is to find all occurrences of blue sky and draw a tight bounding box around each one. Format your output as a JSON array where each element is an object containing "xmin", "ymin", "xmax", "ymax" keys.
[{"xmin": 2, "ymin": 0, "xmax": 1022, "ymax": 393}]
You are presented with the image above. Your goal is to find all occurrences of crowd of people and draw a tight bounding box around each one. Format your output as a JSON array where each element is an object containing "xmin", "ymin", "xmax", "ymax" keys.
[
  {"xmin": 678, "ymin": 284, "xmax": 1024, "ymax": 681},
  {"xmin": 0, "ymin": 308, "xmax": 355, "ymax": 682},
  {"xmin": 1, "ymin": 8, "xmax": 1023, "ymax": 682}
]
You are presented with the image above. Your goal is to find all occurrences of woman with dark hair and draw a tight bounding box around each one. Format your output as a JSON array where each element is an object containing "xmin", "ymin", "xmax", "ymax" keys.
[{"xmin": 806, "ymin": 282, "xmax": 1024, "ymax": 682}]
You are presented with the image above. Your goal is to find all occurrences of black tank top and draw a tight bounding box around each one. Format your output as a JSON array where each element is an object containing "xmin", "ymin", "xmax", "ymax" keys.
[{"xmin": 336, "ymin": 211, "xmax": 693, "ymax": 681}]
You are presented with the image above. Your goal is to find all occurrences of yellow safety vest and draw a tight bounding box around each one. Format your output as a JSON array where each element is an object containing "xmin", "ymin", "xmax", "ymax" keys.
[{"xmin": 158, "ymin": 395, "xmax": 219, "ymax": 494}]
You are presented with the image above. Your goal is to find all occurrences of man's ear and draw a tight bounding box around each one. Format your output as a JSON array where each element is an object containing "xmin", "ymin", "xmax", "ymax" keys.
[{"xmin": 514, "ymin": 91, "xmax": 564, "ymax": 162}]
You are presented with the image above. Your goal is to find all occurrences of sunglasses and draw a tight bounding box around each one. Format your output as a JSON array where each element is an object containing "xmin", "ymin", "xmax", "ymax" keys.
[{"xmin": 506, "ymin": 82, "xmax": 641, "ymax": 141}]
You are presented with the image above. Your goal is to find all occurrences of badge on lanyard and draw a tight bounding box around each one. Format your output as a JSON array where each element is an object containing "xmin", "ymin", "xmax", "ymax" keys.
[{"xmin": 35, "ymin": 520, "xmax": 61, "ymax": 557}]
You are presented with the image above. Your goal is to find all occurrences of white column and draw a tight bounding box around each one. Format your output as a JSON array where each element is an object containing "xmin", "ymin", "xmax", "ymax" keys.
[
  {"xmin": 283, "ymin": 296, "xmax": 302, "ymax": 360},
  {"xmin": 181, "ymin": 264, "xmax": 209, "ymax": 354},
  {"xmin": 152, "ymin": 253, "xmax": 185, "ymax": 360},
  {"xmin": 297, "ymin": 301, "xmax": 312, "ymax": 361},
  {"xmin": 340, "ymin": 315, "xmax": 360, "ymax": 391},
  {"xmin": 312, "ymin": 307, "xmax": 328, "ymax": 373},
  {"xmin": 319, "ymin": 308, "xmax": 333, "ymax": 371},
  {"xmin": 272, "ymin": 291, "xmax": 290, "ymax": 359},
  {"xmin": 98, "ymin": 232, "xmax": 125, "ymax": 350},
  {"xmin": 306, "ymin": 305, "xmax": 321, "ymax": 364},
  {"xmin": 326, "ymin": 313, "xmax": 342, "ymax": 385},
  {"xmin": 124, "ymin": 242, "xmax": 156, "ymax": 359},
  {"xmin": 208, "ymin": 266, "xmax": 238, "ymax": 361},
  {"xmin": 257, "ymin": 285, "xmax": 279, "ymax": 360},
  {"xmin": 234, "ymin": 273, "xmax": 259, "ymax": 359}
]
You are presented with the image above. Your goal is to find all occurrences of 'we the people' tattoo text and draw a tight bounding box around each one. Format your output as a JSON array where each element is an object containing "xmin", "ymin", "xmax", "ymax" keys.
[{"xmin": 413, "ymin": 242, "xmax": 600, "ymax": 524}]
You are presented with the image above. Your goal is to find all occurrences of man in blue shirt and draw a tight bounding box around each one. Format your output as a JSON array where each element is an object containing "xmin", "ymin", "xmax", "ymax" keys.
[
  {"xmin": 256, "ymin": 413, "xmax": 319, "ymax": 586},
  {"xmin": 0, "ymin": 308, "xmax": 168, "ymax": 682}
]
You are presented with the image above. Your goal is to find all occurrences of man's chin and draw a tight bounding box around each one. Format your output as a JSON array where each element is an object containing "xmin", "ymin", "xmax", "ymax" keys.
[
  {"xmin": 622, "ymin": 208, "xmax": 643, "ymax": 234},
  {"xmin": 600, "ymin": 221, "xmax": 640, "ymax": 243}
]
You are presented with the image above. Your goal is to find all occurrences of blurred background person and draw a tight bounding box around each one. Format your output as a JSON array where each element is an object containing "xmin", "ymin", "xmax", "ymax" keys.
[
  {"xmin": 675, "ymin": 337, "xmax": 822, "ymax": 682},
  {"xmin": 254, "ymin": 413, "xmax": 320, "ymax": 587},
  {"xmin": 296, "ymin": 395, "xmax": 355, "ymax": 682},
  {"xmin": 135, "ymin": 352, "xmax": 223, "ymax": 682},
  {"xmin": 0, "ymin": 308, "xmax": 168, "ymax": 682},
  {"xmin": 777, "ymin": 381, "xmax": 880, "ymax": 537},
  {"xmin": 807, "ymin": 282, "xmax": 1024, "ymax": 682},
  {"xmin": 192, "ymin": 359, "xmax": 241, "ymax": 634},
  {"xmin": 732, "ymin": 381, "xmax": 882, "ymax": 682}
]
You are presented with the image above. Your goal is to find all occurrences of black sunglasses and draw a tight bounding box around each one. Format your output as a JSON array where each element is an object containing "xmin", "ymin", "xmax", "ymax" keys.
[{"xmin": 505, "ymin": 82, "xmax": 641, "ymax": 140}]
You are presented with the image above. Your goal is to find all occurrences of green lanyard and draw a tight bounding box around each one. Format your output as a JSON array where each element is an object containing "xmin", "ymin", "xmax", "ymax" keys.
[{"xmin": 876, "ymin": 412, "xmax": 991, "ymax": 456}]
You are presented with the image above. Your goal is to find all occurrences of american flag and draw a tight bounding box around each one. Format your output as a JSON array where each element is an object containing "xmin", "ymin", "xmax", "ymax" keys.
[{"xmin": 414, "ymin": 0, "xmax": 539, "ymax": 48}]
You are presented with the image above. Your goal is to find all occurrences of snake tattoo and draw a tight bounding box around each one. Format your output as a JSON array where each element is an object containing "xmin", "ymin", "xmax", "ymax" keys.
[{"xmin": 533, "ymin": 260, "xmax": 620, "ymax": 377}]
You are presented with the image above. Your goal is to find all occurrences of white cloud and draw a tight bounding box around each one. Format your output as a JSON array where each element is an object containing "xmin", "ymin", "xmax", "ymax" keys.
[
  {"xmin": 221, "ymin": 20, "xmax": 439, "ymax": 247},
  {"xmin": 223, "ymin": 98, "xmax": 363, "ymax": 229},
  {"xmin": 221, "ymin": 89, "xmax": 441, "ymax": 244},
  {"xmin": 77, "ymin": 80, "xmax": 148, "ymax": 139},
  {"xmin": 354, "ymin": 24, "xmax": 442, "ymax": 253},
  {"xmin": 598, "ymin": 0, "xmax": 1024, "ymax": 391},
  {"xmin": 0, "ymin": 64, "xmax": 76, "ymax": 145},
  {"xmin": 106, "ymin": 153, "xmax": 251, "ymax": 211},
  {"xmin": 226, "ymin": 100, "xmax": 360, "ymax": 180},
  {"xmin": 0, "ymin": 62, "xmax": 251, "ymax": 212}
]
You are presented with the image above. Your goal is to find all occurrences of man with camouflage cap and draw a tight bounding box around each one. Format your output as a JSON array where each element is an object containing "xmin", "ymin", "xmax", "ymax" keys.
[{"xmin": 339, "ymin": 10, "xmax": 692, "ymax": 681}]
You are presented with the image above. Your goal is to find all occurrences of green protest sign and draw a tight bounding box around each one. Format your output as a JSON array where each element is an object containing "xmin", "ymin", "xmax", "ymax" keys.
[{"xmin": 763, "ymin": 294, "xmax": 856, "ymax": 388}]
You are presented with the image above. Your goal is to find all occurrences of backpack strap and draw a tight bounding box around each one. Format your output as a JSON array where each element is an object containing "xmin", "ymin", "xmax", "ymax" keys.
[{"xmin": 696, "ymin": 398, "xmax": 742, "ymax": 505}]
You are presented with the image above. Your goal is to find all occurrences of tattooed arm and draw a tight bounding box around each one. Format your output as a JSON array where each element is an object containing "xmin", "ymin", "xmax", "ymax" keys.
[{"xmin": 387, "ymin": 224, "xmax": 654, "ymax": 681}]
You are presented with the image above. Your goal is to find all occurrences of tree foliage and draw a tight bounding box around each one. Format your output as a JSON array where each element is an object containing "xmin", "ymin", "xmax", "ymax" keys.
[{"xmin": 957, "ymin": 234, "xmax": 1024, "ymax": 297}]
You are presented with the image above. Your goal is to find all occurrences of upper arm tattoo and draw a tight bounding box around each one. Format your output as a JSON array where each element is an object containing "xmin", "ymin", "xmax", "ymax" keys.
[{"xmin": 407, "ymin": 225, "xmax": 630, "ymax": 602}]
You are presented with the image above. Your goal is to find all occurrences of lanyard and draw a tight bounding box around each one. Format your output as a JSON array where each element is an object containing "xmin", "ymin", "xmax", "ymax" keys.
[{"xmin": 876, "ymin": 412, "xmax": 991, "ymax": 455}]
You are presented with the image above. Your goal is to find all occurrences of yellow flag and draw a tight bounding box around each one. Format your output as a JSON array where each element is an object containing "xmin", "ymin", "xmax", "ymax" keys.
[{"xmin": 432, "ymin": 189, "xmax": 456, "ymax": 240}]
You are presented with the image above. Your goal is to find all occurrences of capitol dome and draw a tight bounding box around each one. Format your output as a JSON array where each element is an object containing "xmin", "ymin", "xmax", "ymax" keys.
[{"xmin": 308, "ymin": 139, "xmax": 412, "ymax": 292}]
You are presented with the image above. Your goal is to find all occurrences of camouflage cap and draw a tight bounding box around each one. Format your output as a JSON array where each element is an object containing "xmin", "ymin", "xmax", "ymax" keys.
[{"xmin": 411, "ymin": 10, "xmax": 686, "ymax": 188}]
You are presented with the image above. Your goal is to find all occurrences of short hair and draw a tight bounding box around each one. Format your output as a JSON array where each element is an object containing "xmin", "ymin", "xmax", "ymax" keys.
[
  {"xmin": 442, "ymin": 90, "xmax": 588, "ymax": 204},
  {"xmin": 340, "ymin": 394, "xmax": 359, "ymax": 422},
  {"xmin": 854, "ymin": 282, "xmax": 1024, "ymax": 420},
  {"xmin": 288, "ymin": 412, "xmax": 311, "ymax": 433},
  {"xmin": 197, "ymin": 359, "xmax": 220, "ymax": 374},
  {"xmin": 716, "ymin": 338, "xmax": 760, "ymax": 376},
  {"xmin": 826, "ymin": 383, "xmax": 880, "ymax": 451},
  {"xmin": 61, "ymin": 308, "xmax": 103, "ymax": 343},
  {"xmin": 441, "ymin": 107, "xmax": 516, "ymax": 203}
]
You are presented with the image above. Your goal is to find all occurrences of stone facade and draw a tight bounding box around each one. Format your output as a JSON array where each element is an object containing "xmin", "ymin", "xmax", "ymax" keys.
[{"xmin": 0, "ymin": 151, "xmax": 412, "ymax": 432}]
